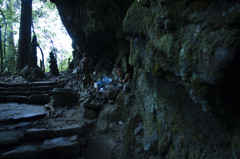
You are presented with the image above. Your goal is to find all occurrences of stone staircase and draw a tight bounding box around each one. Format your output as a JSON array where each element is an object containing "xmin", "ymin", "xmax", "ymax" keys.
[
  {"xmin": 0, "ymin": 103, "xmax": 86, "ymax": 159},
  {"xmin": 0, "ymin": 81, "xmax": 65, "ymax": 104},
  {"xmin": 0, "ymin": 80, "xmax": 87, "ymax": 159}
]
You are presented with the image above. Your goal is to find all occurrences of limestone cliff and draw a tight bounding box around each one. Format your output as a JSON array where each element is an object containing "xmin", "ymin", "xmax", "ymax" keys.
[{"xmin": 50, "ymin": 0, "xmax": 240, "ymax": 158}]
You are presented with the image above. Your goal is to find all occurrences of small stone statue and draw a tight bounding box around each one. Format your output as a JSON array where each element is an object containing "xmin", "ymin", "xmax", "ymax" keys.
[
  {"xmin": 49, "ymin": 51, "xmax": 59, "ymax": 76},
  {"xmin": 80, "ymin": 53, "xmax": 91, "ymax": 88}
]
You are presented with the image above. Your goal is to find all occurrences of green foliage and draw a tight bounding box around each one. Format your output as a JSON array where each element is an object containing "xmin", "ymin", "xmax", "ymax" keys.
[
  {"xmin": 0, "ymin": 0, "xmax": 72, "ymax": 74},
  {"xmin": 0, "ymin": 0, "xmax": 19, "ymax": 73},
  {"xmin": 32, "ymin": 0, "xmax": 72, "ymax": 72},
  {"xmin": 58, "ymin": 49, "xmax": 72, "ymax": 72}
]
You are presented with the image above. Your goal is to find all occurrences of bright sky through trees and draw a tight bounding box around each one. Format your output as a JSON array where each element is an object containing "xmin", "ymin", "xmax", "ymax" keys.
[{"xmin": 13, "ymin": 0, "xmax": 73, "ymax": 71}]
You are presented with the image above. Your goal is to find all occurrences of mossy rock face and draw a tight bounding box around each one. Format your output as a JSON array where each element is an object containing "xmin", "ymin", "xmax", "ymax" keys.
[
  {"xmin": 123, "ymin": 1, "xmax": 148, "ymax": 35},
  {"xmin": 129, "ymin": 68, "xmax": 234, "ymax": 158},
  {"xmin": 123, "ymin": 0, "xmax": 240, "ymax": 158},
  {"xmin": 124, "ymin": 0, "xmax": 240, "ymax": 108}
]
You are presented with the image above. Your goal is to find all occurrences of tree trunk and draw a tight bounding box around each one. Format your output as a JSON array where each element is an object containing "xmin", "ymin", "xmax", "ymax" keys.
[
  {"xmin": 0, "ymin": 26, "xmax": 3, "ymax": 76},
  {"xmin": 0, "ymin": 9, "xmax": 5, "ymax": 76},
  {"xmin": 6, "ymin": 24, "xmax": 17, "ymax": 71},
  {"xmin": 7, "ymin": 0, "xmax": 16, "ymax": 59},
  {"xmin": 16, "ymin": 0, "xmax": 32, "ymax": 70},
  {"xmin": 8, "ymin": 25, "xmax": 15, "ymax": 55}
]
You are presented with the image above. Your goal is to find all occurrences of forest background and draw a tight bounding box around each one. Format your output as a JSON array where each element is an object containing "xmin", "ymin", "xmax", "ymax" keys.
[{"xmin": 0, "ymin": 0, "xmax": 72, "ymax": 74}]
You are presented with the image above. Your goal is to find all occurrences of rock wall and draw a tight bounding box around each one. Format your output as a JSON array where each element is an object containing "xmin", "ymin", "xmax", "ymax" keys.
[
  {"xmin": 50, "ymin": 0, "xmax": 240, "ymax": 158},
  {"xmin": 50, "ymin": 0, "xmax": 133, "ymax": 73}
]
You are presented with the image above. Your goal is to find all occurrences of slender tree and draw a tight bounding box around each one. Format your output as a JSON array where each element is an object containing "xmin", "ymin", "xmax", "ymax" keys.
[
  {"xmin": 4, "ymin": 24, "xmax": 16, "ymax": 72},
  {"xmin": 16, "ymin": 0, "xmax": 32, "ymax": 70},
  {"xmin": 6, "ymin": 0, "xmax": 16, "ymax": 57},
  {"xmin": 0, "ymin": 9, "xmax": 6, "ymax": 76},
  {"xmin": 0, "ymin": 25, "xmax": 3, "ymax": 76},
  {"xmin": 4, "ymin": 0, "xmax": 17, "ymax": 72}
]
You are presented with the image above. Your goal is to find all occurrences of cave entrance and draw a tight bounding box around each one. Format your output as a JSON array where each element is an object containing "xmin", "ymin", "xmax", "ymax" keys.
[
  {"xmin": 32, "ymin": 1, "xmax": 73, "ymax": 72},
  {"xmin": 13, "ymin": 0, "xmax": 73, "ymax": 72}
]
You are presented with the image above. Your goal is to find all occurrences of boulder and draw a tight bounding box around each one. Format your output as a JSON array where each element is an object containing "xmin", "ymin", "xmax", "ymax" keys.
[
  {"xmin": 97, "ymin": 104, "xmax": 119, "ymax": 132},
  {"xmin": 83, "ymin": 108, "xmax": 97, "ymax": 120},
  {"xmin": 88, "ymin": 99, "xmax": 104, "ymax": 109}
]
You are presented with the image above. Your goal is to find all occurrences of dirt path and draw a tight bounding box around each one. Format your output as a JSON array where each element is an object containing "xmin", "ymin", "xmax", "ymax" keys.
[{"xmin": 84, "ymin": 123, "xmax": 112, "ymax": 159}]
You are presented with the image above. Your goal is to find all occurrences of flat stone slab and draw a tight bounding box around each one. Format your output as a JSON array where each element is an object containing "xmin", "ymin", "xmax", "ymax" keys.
[
  {"xmin": 29, "ymin": 81, "xmax": 58, "ymax": 86},
  {"xmin": 25, "ymin": 125, "xmax": 84, "ymax": 141},
  {"xmin": 0, "ymin": 131, "xmax": 23, "ymax": 147},
  {"xmin": 0, "ymin": 91, "xmax": 48, "ymax": 96},
  {"xmin": 29, "ymin": 86, "xmax": 54, "ymax": 91},
  {"xmin": 41, "ymin": 135, "xmax": 79, "ymax": 149},
  {"xmin": 0, "ymin": 87, "xmax": 28, "ymax": 91},
  {"xmin": 0, "ymin": 91, "xmax": 26, "ymax": 96},
  {"xmin": 0, "ymin": 103, "xmax": 47, "ymax": 124},
  {"xmin": 26, "ymin": 91, "xmax": 48, "ymax": 96},
  {"xmin": 39, "ymin": 136, "xmax": 80, "ymax": 158},
  {"xmin": 0, "ymin": 145, "xmax": 40, "ymax": 159},
  {"xmin": 0, "ymin": 81, "xmax": 58, "ymax": 87},
  {"xmin": 0, "ymin": 136, "xmax": 80, "ymax": 159},
  {"xmin": 0, "ymin": 86, "xmax": 54, "ymax": 92},
  {"xmin": 0, "ymin": 83, "xmax": 28, "ymax": 88},
  {"xmin": 0, "ymin": 122, "xmax": 33, "ymax": 131}
]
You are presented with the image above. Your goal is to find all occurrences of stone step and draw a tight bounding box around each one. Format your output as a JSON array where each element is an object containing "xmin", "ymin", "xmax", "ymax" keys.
[
  {"xmin": 0, "ymin": 95, "xmax": 50, "ymax": 104},
  {"xmin": 0, "ymin": 81, "xmax": 66, "ymax": 104},
  {"xmin": 24, "ymin": 125, "xmax": 84, "ymax": 141},
  {"xmin": 0, "ymin": 81, "xmax": 59, "ymax": 88},
  {"xmin": 0, "ymin": 91, "xmax": 48, "ymax": 96},
  {"xmin": 0, "ymin": 103, "xmax": 47, "ymax": 124},
  {"xmin": 0, "ymin": 86, "xmax": 55, "ymax": 92},
  {"xmin": 0, "ymin": 91, "xmax": 27, "ymax": 96},
  {"xmin": 7, "ymin": 95, "xmax": 28, "ymax": 103},
  {"xmin": 0, "ymin": 136, "xmax": 81, "ymax": 159},
  {"xmin": 28, "ymin": 94, "xmax": 50, "ymax": 104},
  {"xmin": 0, "ymin": 96, "xmax": 7, "ymax": 103},
  {"xmin": 0, "ymin": 131, "xmax": 24, "ymax": 148},
  {"xmin": 29, "ymin": 81, "xmax": 59, "ymax": 87},
  {"xmin": 0, "ymin": 121, "xmax": 33, "ymax": 132}
]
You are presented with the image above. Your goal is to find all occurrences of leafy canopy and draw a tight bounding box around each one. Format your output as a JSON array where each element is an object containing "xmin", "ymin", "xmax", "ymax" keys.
[{"xmin": 0, "ymin": 0, "xmax": 72, "ymax": 73}]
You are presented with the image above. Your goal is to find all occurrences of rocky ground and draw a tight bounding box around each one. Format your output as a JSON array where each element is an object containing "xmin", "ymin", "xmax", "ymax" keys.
[
  {"xmin": 44, "ymin": 0, "xmax": 240, "ymax": 158},
  {"xmin": 0, "ymin": 71, "xmax": 130, "ymax": 159}
]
